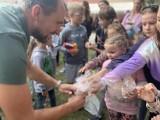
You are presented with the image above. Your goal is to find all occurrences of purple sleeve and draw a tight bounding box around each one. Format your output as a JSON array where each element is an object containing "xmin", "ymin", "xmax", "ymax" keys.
[
  {"xmin": 121, "ymin": 13, "xmax": 129, "ymax": 26},
  {"xmin": 100, "ymin": 52, "xmax": 147, "ymax": 87},
  {"xmin": 134, "ymin": 15, "xmax": 142, "ymax": 27},
  {"xmin": 121, "ymin": 13, "xmax": 132, "ymax": 30}
]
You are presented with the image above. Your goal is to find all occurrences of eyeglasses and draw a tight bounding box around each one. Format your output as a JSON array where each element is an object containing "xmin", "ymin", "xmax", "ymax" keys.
[
  {"xmin": 74, "ymin": 13, "xmax": 84, "ymax": 17},
  {"xmin": 142, "ymin": 5, "xmax": 159, "ymax": 12}
]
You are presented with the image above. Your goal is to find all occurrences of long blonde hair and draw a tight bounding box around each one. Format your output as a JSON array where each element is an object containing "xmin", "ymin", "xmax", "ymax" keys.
[{"xmin": 27, "ymin": 37, "xmax": 37, "ymax": 59}]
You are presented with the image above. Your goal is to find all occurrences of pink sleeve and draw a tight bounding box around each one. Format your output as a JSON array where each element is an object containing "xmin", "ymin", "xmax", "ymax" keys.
[{"xmin": 102, "ymin": 60, "xmax": 111, "ymax": 69}]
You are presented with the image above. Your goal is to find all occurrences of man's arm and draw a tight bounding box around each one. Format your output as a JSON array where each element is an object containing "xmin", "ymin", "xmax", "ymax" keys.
[
  {"xmin": 27, "ymin": 59, "xmax": 76, "ymax": 94},
  {"xmin": 27, "ymin": 59, "xmax": 57, "ymax": 87},
  {"xmin": 0, "ymin": 84, "xmax": 85, "ymax": 120}
]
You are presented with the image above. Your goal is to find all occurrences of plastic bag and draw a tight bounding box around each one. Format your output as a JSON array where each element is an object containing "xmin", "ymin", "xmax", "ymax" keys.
[
  {"xmin": 84, "ymin": 95, "xmax": 100, "ymax": 115},
  {"xmin": 74, "ymin": 71, "xmax": 100, "ymax": 115},
  {"xmin": 121, "ymin": 75, "xmax": 136, "ymax": 98},
  {"xmin": 74, "ymin": 70, "xmax": 92, "ymax": 95},
  {"xmin": 107, "ymin": 80, "xmax": 123, "ymax": 100}
]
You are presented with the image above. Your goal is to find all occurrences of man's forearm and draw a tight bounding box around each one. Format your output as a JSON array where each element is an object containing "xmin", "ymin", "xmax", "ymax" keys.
[
  {"xmin": 27, "ymin": 61, "xmax": 57, "ymax": 87},
  {"xmin": 34, "ymin": 102, "xmax": 72, "ymax": 120}
]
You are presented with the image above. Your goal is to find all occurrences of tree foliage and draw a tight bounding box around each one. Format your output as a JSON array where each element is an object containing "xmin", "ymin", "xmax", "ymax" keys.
[{"xmin": 145, "ymin": 0, "xmax": 160, "ymax": 5}]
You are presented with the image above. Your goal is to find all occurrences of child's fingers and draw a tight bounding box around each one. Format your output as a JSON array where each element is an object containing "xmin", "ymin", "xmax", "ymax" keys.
[{"xmin": 145, "ymin": 83, "xmax": 158, "ymax": 95}]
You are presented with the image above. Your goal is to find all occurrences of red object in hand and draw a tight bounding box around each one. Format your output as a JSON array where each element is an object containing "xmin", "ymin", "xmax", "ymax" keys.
[{"xmin": 63, "ymin": 42, "xmax": 77, "ymax": 50}]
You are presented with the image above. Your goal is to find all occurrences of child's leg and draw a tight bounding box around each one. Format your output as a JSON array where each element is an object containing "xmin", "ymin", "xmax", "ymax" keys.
[
  {"xmin": 48, "ymin": 89, "xmax": 56, "ymax": 107},
  {"xmin": 52, "ymin": 58, "xmax": 57, "ymax": 78},
  {"xmin": 65, "ymin": 63, "xmax": 76, "ymax": 84},
  {"xmin": 121, "ymin": 113, "xmax": 137, "ymax": 120},
  {"xmin": 107, "ymin": 109, "xmax": 121, "ymax": 120},
  {"xmin": 97, "ymin": 88, "xmax": 106, "ymax": 117},
  {"xmin": 56, "ymin": 51, "xmax": 59, "ymax": 66},
  {"xmin": 36, "ymin": 93, "xmax": 46, "ymax": 109},
  {"xmin": 108, "ymin": 109, "xmax": 137, "ymax": 120},
  {"xmin": 75, "ymin": 63, "xmax": 84, "ymax": 77},
  {"xmin": 138, "ymin": 99, "xmax": 147, "ymax": 120},
  {"xmin": 65, "ymin": 63, "xmax": 84, "ymax": 84}
]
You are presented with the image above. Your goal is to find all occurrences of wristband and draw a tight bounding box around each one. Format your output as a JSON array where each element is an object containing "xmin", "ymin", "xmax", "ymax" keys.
[{"xmin": 55, "ymin": 80, "xmax": 63, "ymax": 89}]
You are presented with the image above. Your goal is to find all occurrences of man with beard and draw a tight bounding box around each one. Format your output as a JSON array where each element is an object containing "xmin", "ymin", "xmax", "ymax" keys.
[{"xmin": 0, "ymin": 0, "xmax": 86, "ymax": 120}]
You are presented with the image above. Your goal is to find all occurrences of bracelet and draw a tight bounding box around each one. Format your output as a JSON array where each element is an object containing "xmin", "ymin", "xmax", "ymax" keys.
[
  {"xmin": 55, "ymin": 80, "xmax": 63, "ymax": 89},
  {"xmin": 146, "ymin": 96, "xmax": 159, "ymax": 114}
]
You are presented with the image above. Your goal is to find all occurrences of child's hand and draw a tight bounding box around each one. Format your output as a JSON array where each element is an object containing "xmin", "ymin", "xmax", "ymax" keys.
[
  {"xmin": 89, "ymin": 80, "xmax": 103, "ymax": 95},
  {"xmin": 68, "ymin": 48, "xmax": 79, "ymax": 56},
  {"xmin": 151, "ymin": 115, "xmax": 160, "ymax": 120},
  {"xmin": 85, "ymin": 42, "xmax": 92, "ymax": 48},
  {"xmin": 145, "ymin": 83, "xmax": 158, "ymax": 96},
  {"xmin": 42, "ymin": 90, "xmax": 48, "ymax": 96},
  {"xmin": 79, "ymin": 66, "xmax": 89, "ymax": 73},
  {"xmin": 85, "ymin": 42, "xmax": 96, "ymax": 50},
  {"xmin": 137, "ymin": 86, "xmax": 155, "ymax": 103}
]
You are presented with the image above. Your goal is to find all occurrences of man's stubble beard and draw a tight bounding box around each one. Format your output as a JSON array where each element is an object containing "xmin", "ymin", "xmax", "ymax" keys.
[{"xmin": 32, "ymin": 28, "xmax": 48, "ymax": 43}]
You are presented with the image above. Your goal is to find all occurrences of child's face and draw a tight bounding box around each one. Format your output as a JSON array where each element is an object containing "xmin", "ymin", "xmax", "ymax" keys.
[
  {"xmin": 133, "ymin": 0, "xmax": 141, "ymax": 12},
  {"xmin": 98, "ymin": 18, "xmax": 110, "ymax": 29},
  {"xmin": 156, "ymin": 9, "xmax": 160, "ymax": 33},
  {"xmin": 46, "ymin": 35, "xmax": 53, "ymax": 47},
  {"xmin": 104, "ymin": 43, "xmax": 126, "ymax": 60},
  {"xmin": 98, "ymin": 2, "xmax": 109, "ymax": 10},
  {"xmin": 142, "ymin": 13, "xmax": 157, "ymax": 37},
  {"xmin": 71, "ymin": 12, "xmax": 84, "ymax": 25}
]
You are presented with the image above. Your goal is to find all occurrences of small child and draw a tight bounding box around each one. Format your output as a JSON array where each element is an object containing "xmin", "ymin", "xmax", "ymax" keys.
[
  {"xmin": 99, "ymin": 35, "xmax": 146, "ymax": 120},
  {"xmin": 28, "ymin": 36, "xmax": 56, "ymax": 109},
  {"xmin": 46, "ymin": 34, "xmax": 60, "ymax": 78},
  {"xmin": 80, "ymin": 23, "xmax": 131, "ymax": 120},
  {"xmin": 80, "ymin": 22, "xmax": 129, "ymax": 73},
  {"xmin": 59, "ymin": 2, "xmax": 88, "ymax": 84}
]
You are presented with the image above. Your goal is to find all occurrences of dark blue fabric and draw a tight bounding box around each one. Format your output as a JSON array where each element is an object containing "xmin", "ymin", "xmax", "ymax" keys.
[
  {"xmin": 138, "ymin": 100, "xmax": 147, "ymax": 120},
  {"xmin": 95, "ymin": 25, "xmax": 107, "ymax": 56},
  {"xmin": 36, "ymin": 89, "xmax": 56, "ymax": 109}
]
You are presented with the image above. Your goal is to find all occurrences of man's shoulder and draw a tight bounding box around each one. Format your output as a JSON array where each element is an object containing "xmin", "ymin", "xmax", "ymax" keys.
[
  {"xmin": 0, "ymin": 4, "xmax": 29, "ymax": 41},
  {"xmin": 0, "ymin": 4, "xmax": 23, "ymax": 31}
]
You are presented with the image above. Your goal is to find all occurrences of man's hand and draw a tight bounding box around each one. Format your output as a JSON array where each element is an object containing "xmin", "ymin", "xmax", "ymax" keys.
[
  {"xmin": 58, "ymin": 84, "xmax": 77, "ymax": 95},
  {"xmin": 66, "ymin": 94, "xmax": 86, "ymax": 112}
]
